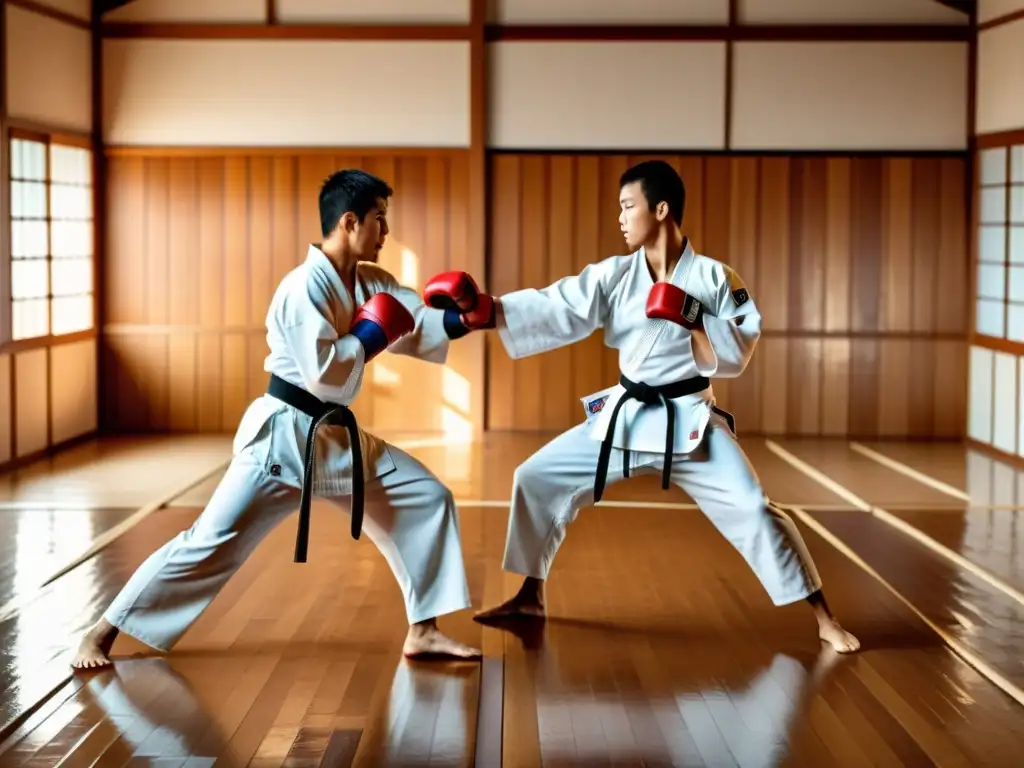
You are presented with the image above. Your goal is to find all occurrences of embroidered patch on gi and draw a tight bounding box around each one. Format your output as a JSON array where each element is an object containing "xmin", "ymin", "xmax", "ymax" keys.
[
  {"xmin": 587, "ymin": 396, "xmax": 609, "ymax": 415},
  {"xmin": 270, "ymin": 464, "xmax": 281, "ymax": 476},
  {"xmin": 689, "ymin": 430, "xmax": 699, "ymax": 440},
  {"xmin": 726, "ymin": 266, "xmax": 749, "ymax": 306}
]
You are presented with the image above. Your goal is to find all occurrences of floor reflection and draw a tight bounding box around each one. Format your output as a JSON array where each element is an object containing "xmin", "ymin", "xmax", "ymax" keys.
[
  {"xmin": 17, "ymin": 659, "xmax": 231, "ymax": 765},
  {"xmin": 493, "ymin": 616, "xmax": 845, "ymax": 767},
  {"xmin": 354, "ymin": 657, "xmax": 479, "ymax": 767}
]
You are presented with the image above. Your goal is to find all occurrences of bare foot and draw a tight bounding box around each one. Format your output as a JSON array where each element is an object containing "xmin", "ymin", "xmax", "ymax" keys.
[
  {"xmin": 818, "ymin": 617, "xmax": 860, "ymax": 654},
  {"xmin": 474, "ymin": 594, "xmax": 545, "ymax": 621},
  {"xmin": 474, "ymin": 577, "xmax": 546, "ymax": 621},
  {"xmin": 71, "ymin": 619, "xmax": 119, "ymax": 670},
  {"xmin": 403, "ymin": 622, "xmax": 481, "ymax": 660}
]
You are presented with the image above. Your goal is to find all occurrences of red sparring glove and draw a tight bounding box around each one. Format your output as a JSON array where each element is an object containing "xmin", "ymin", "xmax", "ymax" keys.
[
  {"xmin": 646, "ymin": 282, "xmax": 705, "ymax": 330},
  {"xmin": 349, "ymin": 292, "xmax": 415, "ymax": 362},
  {"xmin": 423, "ymin": 270, "xmax": 496, "ymax": 330}
]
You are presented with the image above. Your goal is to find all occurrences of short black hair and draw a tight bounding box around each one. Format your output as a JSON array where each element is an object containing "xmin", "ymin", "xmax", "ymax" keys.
[
  {"xmin": 619, "ymin": 160, "xmax": 685, "ymax": 226},
  {"xmin": 318, "ymin": 169, "xmax": 393, "ymax": 236}
]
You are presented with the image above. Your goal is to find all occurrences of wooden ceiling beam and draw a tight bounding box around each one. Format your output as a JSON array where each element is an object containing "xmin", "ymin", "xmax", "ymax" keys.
[{"xmin": 100, "ymin": 23, "xmax": 971, "ymax": 43}]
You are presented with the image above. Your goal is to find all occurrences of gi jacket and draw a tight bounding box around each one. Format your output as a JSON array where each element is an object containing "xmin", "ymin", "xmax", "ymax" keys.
[
  {"xmin": 232, "ymin": 245, "xmax": 450, "ymax": 495},
  {"xmin": 496, "ymin": 240, "xmax": 761, "ymax": 455}
]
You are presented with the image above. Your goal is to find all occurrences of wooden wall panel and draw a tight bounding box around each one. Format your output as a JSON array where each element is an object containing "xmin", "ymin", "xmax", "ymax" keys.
[
  {"xmin": 0, "ymin": 355, "xmax": 11, "ymax": 465},
  {"xmin": 50, "ymin": 338, "xmax": 98, "ymax": 444},
  {"xmin": 15, "ymin": 349, "xmax": 48, "ymax": 457},
  {"xmin": 102, "ymin": 150, "xmax": 475, "ymax": 436},
  {"xmin": 486, "ymin": 153, "xmax": 969, "ymax": 439}
]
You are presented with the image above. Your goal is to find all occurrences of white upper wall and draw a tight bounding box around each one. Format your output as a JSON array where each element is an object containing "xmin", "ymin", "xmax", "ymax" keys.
[
  {"xmin": 491, "ymin": 0, "xmax": 966, "ymax": 25},
  {"xmin": 98, "ymin": 0, "xmax": 971, "ymax": 150},
  {"xmin": 491, "ymin": 0, "xmax": 728, "ymax": 25},
  {"xmin": 102, "ymin": 40, "xmax": 469, "ymax": 146},
  {"xmin": 733, "ymin": 42, "xmax": 967, "ymax": 150},
  {"xmin": 489, "ymin": 42, "xmax": 726, "ymax": 149},
  {"xmin": 979, "ymin": 0, "xmax": 1024, "ymax": 24},
  {"xmin": 105, "ymin": 0, "xmax": 471, "ymax": 24},
  {"xmin": 737, "ymin": 0, "xmax": 966, "ymax": 25},
  {"xmin": 5, "ymin": 5, "xmax": 93, "ymax": 133},
  {"xmin": 277, "ymin": 0, "xmax": 470, "ymax": 24},
  {"xmin": 977, "ymin": 17, "xmax": 1024, "ymax": 134}
]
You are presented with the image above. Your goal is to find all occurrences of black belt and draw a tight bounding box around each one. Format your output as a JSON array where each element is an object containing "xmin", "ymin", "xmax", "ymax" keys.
[
  {"xmin": 593, "ymin": 373, "xmax": 711, "ymax": 502},
  {"xmin": 267, "ymin": 374, "xmax": 365, "ymax": 562}
]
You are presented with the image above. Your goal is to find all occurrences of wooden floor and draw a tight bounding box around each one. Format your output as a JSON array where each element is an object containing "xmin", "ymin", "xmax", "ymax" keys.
[{"xmin": 1, "ymin": 433, "xmax": 1024, "ymax": 766}]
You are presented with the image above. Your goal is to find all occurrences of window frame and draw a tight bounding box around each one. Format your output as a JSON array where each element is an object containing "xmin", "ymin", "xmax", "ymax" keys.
[
  {"xmin": 3, "ymin": 127, "xmax": 97, "ymax": 351},
  {"xmin": 973, "ymin": 132, "xmax": 1024, "ymax": 353}
]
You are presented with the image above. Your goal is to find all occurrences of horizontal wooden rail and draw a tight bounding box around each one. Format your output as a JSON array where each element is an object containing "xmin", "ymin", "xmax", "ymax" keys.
[{"xmin": 100, "ymin": 22, "xmax": 972, "ymax": 43}]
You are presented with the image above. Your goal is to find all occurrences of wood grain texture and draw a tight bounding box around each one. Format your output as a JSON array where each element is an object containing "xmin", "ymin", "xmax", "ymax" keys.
[
  {"xmin": 102, "ymin": 150, "xmax": 478, "ymax": 436},
  {"xmin": 487, "ymin": 153, "xmax": 969, "ymax": 439},
  {"xmin": 0, "ymin": 339, "xmax": 98, "ymax": 474},
  {"xmin": 6, "ymin": 436, "xmax": 1024, "ymax": 766}
]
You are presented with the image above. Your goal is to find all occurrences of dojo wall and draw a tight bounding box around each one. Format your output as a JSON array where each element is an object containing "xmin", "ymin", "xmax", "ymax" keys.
[
  {"xmin": 99, "ymin": 0, "xmax": 971, "ymax": 439},
  {"xmin": 0, "ymin": 0, "xmax": 97, "ymax": 472},
  {"xmin": 968, "ymin": 3, "xmax": 1024, "ymax": 460},
  {"xmin": 488, "ymin": 154, "xmax": 967, "ymax": 437},
  {"xmin": 103, "ymin": 150, "xmax": 477, "ymax": 437}
]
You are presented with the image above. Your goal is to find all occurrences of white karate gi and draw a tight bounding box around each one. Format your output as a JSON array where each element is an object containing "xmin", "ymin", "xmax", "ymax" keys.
[
  {"xmin": 104, "ymin": 245, "xmax": 471, "ymax": 652},
  {"xmin": 495, "ymin": 240, "xmax": 822, "ymax": 606}
]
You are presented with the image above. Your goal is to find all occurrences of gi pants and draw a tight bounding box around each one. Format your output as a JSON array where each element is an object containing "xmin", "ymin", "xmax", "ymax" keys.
[
  {"xmin": 104, "ymin": 443, "xmax": 471, "ymax": 652},
  {"xmin": 502, "ymin": 411, "xmax": 822, "ymax": 606}
]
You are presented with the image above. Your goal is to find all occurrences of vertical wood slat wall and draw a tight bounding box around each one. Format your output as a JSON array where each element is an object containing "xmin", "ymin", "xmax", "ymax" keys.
[
  {"xmin": 102, "ymin": 150, "xmax": 475, "ymax": 436},
  {"xmin": 488, "ymin": 153, "xmax": 968, "ymax": 439},
  {"xmin": 103, "ymin": 149, "xmax": 968, "ymax": 439}
]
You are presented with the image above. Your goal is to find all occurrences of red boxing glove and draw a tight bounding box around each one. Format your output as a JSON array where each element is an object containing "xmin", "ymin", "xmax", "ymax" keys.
[
  {"xmin": 646, "ymin": 282, "xmax": 705, "ymax": 330},
  {"xmin": 423, "ymin": 270, "xmax": 495, "ymax": 330},
  {"xmin": 350, "ymin": 292, "xmax": 415, "ymax": 362}
]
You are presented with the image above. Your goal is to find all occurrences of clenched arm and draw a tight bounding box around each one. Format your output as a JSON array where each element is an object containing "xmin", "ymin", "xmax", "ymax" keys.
[
  {"xmin": 701, "ymin": 264, "xmax": 761, "ymax": 378},
  {"xmin": 284, "ymin": 314, "xmax": 368, "ymax": 405}
]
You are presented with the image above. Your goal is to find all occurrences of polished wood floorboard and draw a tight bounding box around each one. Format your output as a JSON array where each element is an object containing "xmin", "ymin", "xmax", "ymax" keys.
[
  {"xmin": 496, "ymin": 506, "xmax": 1024, "ymax": 767},
  {"xmin": 0, "ymin": 436, "xmax": 231, "ymax": 508},
  {"xmin": 810, "ymin": 509, "xmax": 1024, "ymax": 694},
  {"xmin": 770, "ymin": 439, "xmax": 961, "ymax": 508},
  {"xmin": 883, "ymin": 507, "xmax": 1024, "ymax": 594},
  {"xmin": 3, "ymin": 435, "xmax": 1024, "ymax": 765},
  {"xmin": 853, "ymin": 442, "xmax": 980, "ymax": 496},
  {"xmin": 0, "ymin": 508, "xmax": 202, "ymax": 738},
  {"xmin": 0, "ymin": 507, "xmax": 137, "ymax": 606},
  {"xmin": 0, "ymin": 500, "xmax": 497, "ymax": 767},
  {"xmin": 170, "ymin": 436, "xmax": 852, "ymax": 512}
]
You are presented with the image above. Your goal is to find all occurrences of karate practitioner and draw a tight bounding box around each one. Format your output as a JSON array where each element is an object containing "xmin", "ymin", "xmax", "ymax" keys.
[
  {"xmin": 424, "ymin": 160, "xmax": 860, "ymax": 654},
  {"xmin": 72, "ymin": 169, "xmax": 481, "ymax": 669}
]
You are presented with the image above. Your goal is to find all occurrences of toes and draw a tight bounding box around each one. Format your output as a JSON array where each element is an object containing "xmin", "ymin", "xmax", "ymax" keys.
[{"xmin": 71, "ymin": 658, "xmax": 110, "ymax": 671}]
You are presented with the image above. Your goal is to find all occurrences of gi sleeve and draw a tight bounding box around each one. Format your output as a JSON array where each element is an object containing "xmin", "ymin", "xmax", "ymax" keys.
[
  {"xmin": 382, "ymin": 282, "xmax": 450, "ymax": 365},
  {"xmin": 285, "ymin": 312, "xmax": 368, "ymax": 405},
  {"xmin": 496, "ymin": 258, "xmax": 621, "ymax": 359},
  {"xmin": 702, "ymin": 263, "xmax": 761, "ymax": 378}
]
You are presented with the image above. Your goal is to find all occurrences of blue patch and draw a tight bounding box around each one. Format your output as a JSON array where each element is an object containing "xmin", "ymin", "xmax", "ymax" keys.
[{"xmin": 587, "ymin": 396, "xmax": 608, "ymax": 415}]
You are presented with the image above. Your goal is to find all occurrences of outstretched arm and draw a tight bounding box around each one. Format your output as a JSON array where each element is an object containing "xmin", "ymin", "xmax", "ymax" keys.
[{"xmin": 424, "ymin": 258, "xmax": 626, "ymax": 360}]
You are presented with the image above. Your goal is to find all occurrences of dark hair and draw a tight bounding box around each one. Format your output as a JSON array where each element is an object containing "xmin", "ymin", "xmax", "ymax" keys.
[
  {"xmin": 318, "ymin": 169, "xmax": 393, "ymax": 236},
  {"xmin": 619, "ymin": 160, "xmax": 685, "ymax": 225}
]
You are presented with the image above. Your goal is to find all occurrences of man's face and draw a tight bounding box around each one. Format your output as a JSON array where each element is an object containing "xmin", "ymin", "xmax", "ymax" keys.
[
  {"xmin": 618, "ymin": 182, "xmax": 661, "ymax": 251},
  {"xmin": 346, "ymin": 196, "xmax": 390, "ymax": 262}
]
